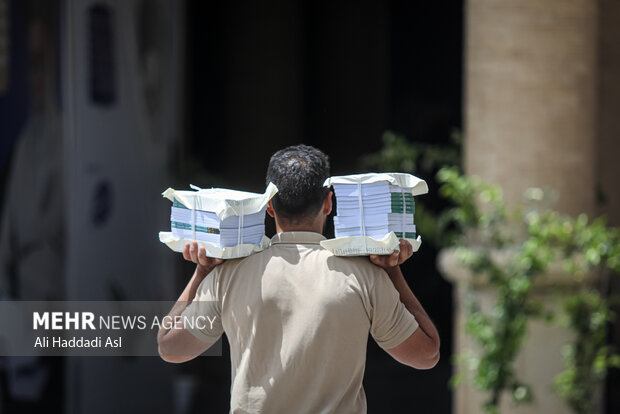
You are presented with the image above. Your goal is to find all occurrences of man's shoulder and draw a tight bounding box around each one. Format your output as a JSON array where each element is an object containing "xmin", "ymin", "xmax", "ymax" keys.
[
  {"xmin": 215, "ymin": 249, "xmax": 272, "ymax": 275},
  {"xmin": 319, "ymin": 250, "xmax": 387, "ymax": 280},
  {"xmin": 217, "ymin": 255, "xmax": 255, "ymax": 273}
]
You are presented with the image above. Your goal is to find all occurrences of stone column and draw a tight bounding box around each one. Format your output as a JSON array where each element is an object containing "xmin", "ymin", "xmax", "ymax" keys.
[
  {"xmin": 446, "ymin": 1, "xmax": 602, "ymax": 413},
  {"xmin": 465, "ymin": 0, "xmax": 598, "ymax": 217}
]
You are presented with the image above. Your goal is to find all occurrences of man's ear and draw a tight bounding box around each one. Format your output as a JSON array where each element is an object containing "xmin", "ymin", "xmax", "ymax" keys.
[
  {"xmin": 266, "ymin": 200, "xmax": 276, "ymax": 218},
  {"xmin": 323, "ymin": 191, "xmax": 333, "ymax": 215}
]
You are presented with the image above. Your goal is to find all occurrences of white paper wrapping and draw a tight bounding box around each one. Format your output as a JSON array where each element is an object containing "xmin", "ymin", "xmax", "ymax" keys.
[
  {"xmin": 161, "ymin": 182, "xmax": 278, "ymax": 221},
  {"xmin": 323, "ymin": 172, "xmax": 428, "ymax": 196},
  {"xmin": 321, "ymin": 172, "xmax": 427, "ymax": 256},
  {"xmin": 159, "ymin": 183, "xmax": 277, "ymax": 259},
  {"xmin": 158, "ymin": 233, "xmax": 271, "ymax": 259},
  {"xmin": 320, "ymin": 233, "xmax": 422, "ymax": 257}
]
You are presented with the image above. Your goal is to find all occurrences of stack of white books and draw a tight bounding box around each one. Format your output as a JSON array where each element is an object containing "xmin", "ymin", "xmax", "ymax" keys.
[
  {"xmin": 320, "ymin": 173, "xmax": 428, "ymax": 256},
  {"xmin": 332, "ymin": 181, "xmax": 416, "ymax": 239},
  {"xmin": 159, "ymin": 183, "xmax": 278, "ymax": 259},
  {"xmin": 170, "ymin": 199, "xmax": 266, "ymax": 247}
]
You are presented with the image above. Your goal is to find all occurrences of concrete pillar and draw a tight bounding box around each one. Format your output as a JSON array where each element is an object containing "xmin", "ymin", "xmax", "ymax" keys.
[
  {"xmin": 447, "ymin": 1, "xmax": 604, "ymax": 413},
  {"xmin": 465, "ymin": 0, "xmax": 598, "ymax": 217}
]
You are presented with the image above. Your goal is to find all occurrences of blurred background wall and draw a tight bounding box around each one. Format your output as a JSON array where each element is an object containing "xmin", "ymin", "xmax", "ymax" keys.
[{"xmin": 0, "ymin": 0, "xmax": 618, "ymax": 413}]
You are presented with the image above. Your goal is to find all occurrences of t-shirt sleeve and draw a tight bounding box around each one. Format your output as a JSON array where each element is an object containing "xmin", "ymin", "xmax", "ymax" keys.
[
  {"xmin": 368, "ymin": 271, "xmax": 419, "ymax": 350},
  {"xmin": 181, "ymin": 268, "xmax": 224, "ymax": 343}
]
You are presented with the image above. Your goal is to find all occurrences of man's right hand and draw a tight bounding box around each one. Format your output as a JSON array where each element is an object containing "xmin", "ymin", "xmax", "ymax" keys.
[
  {"xmin": 160, "ymin": 240, "xmax": 222, "ymax": 363},
  {"xmin": 182, "ymin": 241, "xmax": 224, "ymax": 278}
]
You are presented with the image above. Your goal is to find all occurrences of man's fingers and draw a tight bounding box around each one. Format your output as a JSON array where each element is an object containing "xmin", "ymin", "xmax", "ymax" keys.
[
  {"xmin": 369, "ymin": 246, "xmax": 411, "ymax": 270},
  {"xmin": 182, "ymin": 243, "xmax": 191, "ymax": 261},
  {"xmin": 369, "ymin": 255, "xmax": 387, "ymax": 268},
  {"xmin": 369, "ymin": 250, "xmax": 402, "ymax": 269},
  {"xmin": 198, "ymin": 246, "xmax": 209, "ymax": 266},
  {"xmin": 390, "ymin": 251, "xmax": 399, "ymax": 267},
  {"xmin": 197, "ymin": 247, "xmax": 225, "ymax": 267},
  {"xmin": 396, "ymin": 239, "xmax": 413, "ymax": 265},
  {"xmin": 400, "ymin": 241, "xmax": 411, "ymax": 263},
  {"xmin": 189, "ymin": 241, "xmax": 199, "ymax": 263}
]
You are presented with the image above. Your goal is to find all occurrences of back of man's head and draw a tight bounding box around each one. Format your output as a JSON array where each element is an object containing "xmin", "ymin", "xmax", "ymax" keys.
[{"xmin": 266, "ymin": 144, "xmax": 330, "ymax": 223}]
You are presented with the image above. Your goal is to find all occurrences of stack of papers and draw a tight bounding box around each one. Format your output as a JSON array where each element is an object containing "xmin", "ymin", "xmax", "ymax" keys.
[
  {"xmin": 332, "ymin": 181, "xmax": 416, "ymax": 239},
  {"xmin": 159, "ymin": 183, "xmax": 278, "ymax": 259},
  {"xmin": 320, "ymin": 173, "xmax": 428, "ymax": 256},
  {"xmin": 170, "ymin": 200, "xmax": 266, "ymax": 247}
]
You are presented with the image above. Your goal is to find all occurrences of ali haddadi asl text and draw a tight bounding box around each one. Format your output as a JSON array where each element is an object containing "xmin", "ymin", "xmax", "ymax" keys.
[{"xmin": 34, "ymin": 336, "xmax": 122, "ymax": 348}]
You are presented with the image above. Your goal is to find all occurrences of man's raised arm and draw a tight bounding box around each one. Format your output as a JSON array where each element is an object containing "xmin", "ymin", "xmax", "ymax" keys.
[
  {"xmin": 157, "ymin": 241, "xmax": 224, "ymax": 363},
  {"xmin": 370, "ymin": 239, "xmax": 440, "ymax": 369}
]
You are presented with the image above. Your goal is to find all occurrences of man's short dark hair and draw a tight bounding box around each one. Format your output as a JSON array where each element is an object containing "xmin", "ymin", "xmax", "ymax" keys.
[{"xmin": 266, "ymin": 144, "xmax": 330, "ymax": 222}]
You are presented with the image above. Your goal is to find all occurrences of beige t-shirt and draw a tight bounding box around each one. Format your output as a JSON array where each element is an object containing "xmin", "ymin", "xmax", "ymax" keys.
[{"xmin": 182, "ymin": 231, "xmax": 418, "ymax": 414}]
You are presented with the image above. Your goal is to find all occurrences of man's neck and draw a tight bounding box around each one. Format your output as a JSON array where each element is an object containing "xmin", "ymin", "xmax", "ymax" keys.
[{"xmin": 274, "ymin": 217, "xmax": 324, "ymax": 234}]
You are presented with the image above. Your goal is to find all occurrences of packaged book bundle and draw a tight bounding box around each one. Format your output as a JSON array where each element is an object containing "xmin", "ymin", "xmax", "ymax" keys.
[
  {"xmin": 159, "ymin": 183, "xmax": 278, "ymax": 259},
  {"xmin": 332, "ymin": 182, "xmax": 416, "ymax": 239},
  {"xmin": 170, "ymin": 200, "xmax": 266, "ymax": 246},
  {"xmin": 321, "ymin": 173, "xmax": 428, "ymax": 256}
]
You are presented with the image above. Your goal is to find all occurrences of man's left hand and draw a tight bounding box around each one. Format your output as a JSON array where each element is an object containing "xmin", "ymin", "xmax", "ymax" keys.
[{"xmin": 369, "ymin": 239, "xmax": 413, "ymax": 271}]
